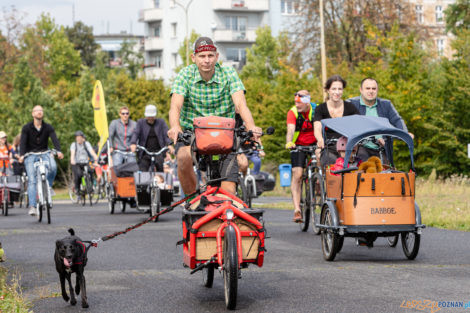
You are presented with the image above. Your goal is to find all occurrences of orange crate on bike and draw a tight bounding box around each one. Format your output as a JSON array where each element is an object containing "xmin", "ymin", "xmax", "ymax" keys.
[{"xmin": 110, "ymin": 168, "xmax": 136, "ymax": 198}]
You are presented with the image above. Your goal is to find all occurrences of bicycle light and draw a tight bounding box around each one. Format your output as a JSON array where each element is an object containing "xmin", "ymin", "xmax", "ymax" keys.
[{"xmin": 226, "ymin": 209, "xmax": 234, "ymax": 221}]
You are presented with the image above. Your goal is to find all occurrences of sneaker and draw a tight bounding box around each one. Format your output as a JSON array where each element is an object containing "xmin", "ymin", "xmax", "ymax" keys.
[{"xmin": 28, "ymin": 206, "xmax": 37, "ymax": 216}]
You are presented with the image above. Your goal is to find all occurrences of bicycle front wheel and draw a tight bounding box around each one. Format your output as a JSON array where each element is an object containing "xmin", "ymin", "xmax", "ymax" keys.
[
  {"xmin": 299, "ymin": 179, "xmax": 310, "ymax": 232},
  {"xmin": 311, "ymin": 172, "xmax": 324, "ymax": 235},
  {"xmin": 150, "ymin": 187, "xmax": 161, "ymax": 222},
  {"xmin": 223, "ymin": 225, "xmax": 239, "ymax": 310}
]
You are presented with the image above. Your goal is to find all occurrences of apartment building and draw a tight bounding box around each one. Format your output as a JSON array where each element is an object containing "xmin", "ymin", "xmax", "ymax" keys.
[
  {"xmin": 140, "ymin": 0, "xmax": 302, "ymax": 83},
  {"xmin": 407, "ymin": 0, "xmax": 455, "ymax": 58},
  {"xmin": 95, "ymin": 33, "xmax": 144, "ymax": 67}
]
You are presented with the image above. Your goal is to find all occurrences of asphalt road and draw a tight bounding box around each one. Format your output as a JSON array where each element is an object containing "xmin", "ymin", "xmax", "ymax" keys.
[{"xmin": 1, "ymin": 198, "xmax": 469, "ymax": 313}]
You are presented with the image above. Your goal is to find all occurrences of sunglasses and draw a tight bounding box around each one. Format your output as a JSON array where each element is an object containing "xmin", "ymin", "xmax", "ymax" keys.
[
  {"xmin": 294, "ymin": 93, "xmax": 309, "ymax": 98},
  {"xmin": 120, "ymin": 112, "xmax": 130, "ymax": 115}
]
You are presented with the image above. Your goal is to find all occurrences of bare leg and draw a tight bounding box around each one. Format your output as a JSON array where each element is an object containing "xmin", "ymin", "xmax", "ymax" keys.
[
  {"xmin": 177, "ymin": 146, "xmax": 197, "ymax": 195},
  {"xmin": 237, "ymin": 154, "xmax": 248, "ymax": 176},
  {"xmin": 221, "ymin": 181, "xmax": 236, "ymax": 195},
  {"xmin": 291, "ymin": 167, "xmax": 303, "ymax": 214}
]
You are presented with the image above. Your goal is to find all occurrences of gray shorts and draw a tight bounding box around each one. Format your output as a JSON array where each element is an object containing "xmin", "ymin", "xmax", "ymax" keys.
[{"xmin": 175, "ymin": 142, "xmax": 239, "ymax": 183}]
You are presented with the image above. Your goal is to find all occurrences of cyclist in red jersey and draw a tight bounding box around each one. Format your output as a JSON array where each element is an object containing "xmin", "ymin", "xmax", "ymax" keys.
[{"xmin": 286, "ymin": 90, "xmax": 317, "ymax": 223}]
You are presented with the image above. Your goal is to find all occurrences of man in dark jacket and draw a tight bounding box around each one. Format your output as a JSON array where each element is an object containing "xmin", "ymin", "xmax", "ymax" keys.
[
  {"xmin": 130, "ymin": 104, "xmax": 171, "ymax": 172},
  {"xmin": 348, "ymin": 78, "xmax": 414, "ymax": 161},
  {"xmin": 19, "ymin": 105, "xmax": 64, "ymax": 216}
]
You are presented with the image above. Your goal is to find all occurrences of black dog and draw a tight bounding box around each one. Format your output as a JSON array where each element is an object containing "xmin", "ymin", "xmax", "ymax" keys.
[{"xmin": 55, "ymin": 228, "xmax": 89, "ymax": 308}]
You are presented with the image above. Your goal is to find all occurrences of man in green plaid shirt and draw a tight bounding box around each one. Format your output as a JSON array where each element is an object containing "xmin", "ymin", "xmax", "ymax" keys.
[{"xmin": 168, "ymin": 37, "xmax": 261, "ymax": 196}]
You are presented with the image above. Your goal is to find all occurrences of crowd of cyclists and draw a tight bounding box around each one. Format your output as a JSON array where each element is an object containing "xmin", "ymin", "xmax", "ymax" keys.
[{"xmin": 1, "ymin": 36, "xmax": 413, "ymax": 224}]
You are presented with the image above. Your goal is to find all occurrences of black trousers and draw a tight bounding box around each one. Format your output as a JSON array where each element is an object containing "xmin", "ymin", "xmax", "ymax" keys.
[
  {"xmin": 71, "ymin": 164, "xmax": 85, "ymax": 191},
  {"xmin": 138, "ymin": 154, "xmax": 164, "ymax": 172}
]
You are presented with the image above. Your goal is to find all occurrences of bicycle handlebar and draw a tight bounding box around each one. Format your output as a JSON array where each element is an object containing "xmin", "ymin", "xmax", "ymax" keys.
[
  {"xmin": 136, "ymin": 145, "xmax": 169, "ymax": 156},
  {"xmin": 112, "ymin": 150, "xmax": 135, "ymax": 155},
  {"xmin": 23, "ymin": 149, "xmax": 58, "ymax": 158}
]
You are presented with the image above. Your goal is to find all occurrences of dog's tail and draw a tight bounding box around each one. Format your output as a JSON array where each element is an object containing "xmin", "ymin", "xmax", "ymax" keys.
[{"xmin": 68, "ymin": 228, "xmax": 75, "ymax": 236}]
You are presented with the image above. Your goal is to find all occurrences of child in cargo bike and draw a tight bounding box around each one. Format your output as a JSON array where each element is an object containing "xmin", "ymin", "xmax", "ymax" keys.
[{"xmin": 330, "ymin": 136, "xmax": 362, "ymax": 175}]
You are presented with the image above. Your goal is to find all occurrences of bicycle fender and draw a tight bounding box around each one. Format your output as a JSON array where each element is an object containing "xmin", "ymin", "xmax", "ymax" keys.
[
  {"xmin": 323, "ymin": 200, "xmax": 340, "ymax": 227},
  {"xmin": 414, "ymin": 201, "xmax": 422, "ymax": 225}
]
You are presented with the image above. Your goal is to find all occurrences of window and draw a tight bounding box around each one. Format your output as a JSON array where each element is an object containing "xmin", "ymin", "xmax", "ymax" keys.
[
  {"xmin": 281, "ymin": 0, "xmax": 301, "ymax": 15},
  {"xmin": 149, "ymin": 22, "xmax": 161, "ymax": 37},
  {"xmin": 150, "ymin": 51, "xmax": 162, "ymax": 68},
  {"xmin": 415, "ymin": 5, "xmax": 423, "ymax": 24},
  {"xmin": 154, "ymin": 0, "xmax": 160, "ymax": 8},
  {"xmin": 171, "ymin": 23, "xmax": 177, "ymax": 37},
  {"xmin": 226, "ymin": 48, "xmax": 246, "ymax": 64},
  {"xmin": 225, "ymin": 16, "xmax": 247, "ymax": 31},
  {"xmin": 435, "ymin": 5, "xmax": 443, "ymax": 23},
  {"xmin": 437, "ymin": 39, "xmax": 444, "ymax": 56},
  {"xmin": 172, "ymin": 53, "xmax": 178, "ymax": 67}
]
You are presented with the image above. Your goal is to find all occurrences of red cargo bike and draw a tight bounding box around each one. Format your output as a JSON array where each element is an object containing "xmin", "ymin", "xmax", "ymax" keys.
[{"xmin": 178, "ymin": 117, "xmax": 273, "ymax": 310}]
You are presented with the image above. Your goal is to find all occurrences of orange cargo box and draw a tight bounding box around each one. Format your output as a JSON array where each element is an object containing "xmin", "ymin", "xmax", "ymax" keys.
[
  {"xmin": 326, "ymin": 171, "xmax": 416, "ymax": 226},
  {"xmin": 110, "ymin": 168, "xmax": 136, "ymax": 198}
]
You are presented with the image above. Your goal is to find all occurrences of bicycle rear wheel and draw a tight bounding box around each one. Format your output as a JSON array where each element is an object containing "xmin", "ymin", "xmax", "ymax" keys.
[{"xmin": 3, "ymin": 189, "xmax": 8, "ymax": 216}]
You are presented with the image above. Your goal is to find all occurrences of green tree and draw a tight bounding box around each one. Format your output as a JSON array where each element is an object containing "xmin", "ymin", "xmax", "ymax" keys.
[
  {"xmin": 65, "ymin": 21, "xmax": 99, "ymax": 67},
  {"xmin": 175, "ymin": 30, "xmax": 200, "ymax": 72},
  {"xmin": 119, "ymin": 39, "xmax": 144, "ymax": 79},
  {"xmin": 424, "ymin": 29, "xmax": 470, "ymax": 176},
  {"xmin": 445, "ymin": 0, "xmax": 470, "ymax": 35},
  {"xmin": 20, "ymin": 13, "xmax": 81, "ymax": 86}
]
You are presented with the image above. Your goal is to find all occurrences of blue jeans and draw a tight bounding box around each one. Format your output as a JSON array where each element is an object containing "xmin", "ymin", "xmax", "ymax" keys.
[
  {"xmin": 24, "ymin": 152, "xmax": 57, "ymax": 208},
  {"xmin": 247, "ymin": 151, "xmax": 261, "ymax": 175},
  {"xmin": 112, "ymin": 152, "xmax": 136, "ymax": 166}
]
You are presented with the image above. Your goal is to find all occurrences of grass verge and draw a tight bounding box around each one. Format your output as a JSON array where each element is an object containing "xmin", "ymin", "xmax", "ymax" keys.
[
  {"xmin": 256, "ymin": 175, "xmax": 470, "ymax": 232},
  {"xmin": 0, "ymin": 266, "xmax": 31, "ymax": 313}
]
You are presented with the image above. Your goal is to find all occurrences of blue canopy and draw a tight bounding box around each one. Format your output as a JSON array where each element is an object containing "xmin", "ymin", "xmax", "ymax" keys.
[{"xmin": 321, "ymin": 115, "xmax": 415, "ymax": 170}]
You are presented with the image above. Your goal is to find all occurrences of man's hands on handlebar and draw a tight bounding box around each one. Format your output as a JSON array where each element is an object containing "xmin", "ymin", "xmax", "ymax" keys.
[{"xmin": 285, "ymin": 142, "xmax": 296, "ymax": 149}]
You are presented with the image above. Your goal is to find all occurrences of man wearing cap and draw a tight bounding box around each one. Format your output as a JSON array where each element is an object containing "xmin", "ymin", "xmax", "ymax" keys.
[
  {"xmin": 130, "ymin": 104, "xmax": 171, "ymax": 172},
  {"xmin": 70, "ymin": 131, "xmax": 99, "ymax": 195},
  {"xmin": 168, "ymin": 36, "xmax": 261, "ymax": 196},
  {"xmin": 285, "ymin": 90, "xmax": 317, "ymax": 223},
  {"xmin": 108, "ymin": 106, "xmax": 137, "ymax": 166},
  {"xmin": 19, "ymin": 105, "xmax": 64, "ymax": 216}
]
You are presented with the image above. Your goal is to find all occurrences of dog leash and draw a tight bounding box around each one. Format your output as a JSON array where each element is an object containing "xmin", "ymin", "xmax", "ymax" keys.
[{"xmin": 86, "ymin": 187, "xmax": 205, "ymax": 247}]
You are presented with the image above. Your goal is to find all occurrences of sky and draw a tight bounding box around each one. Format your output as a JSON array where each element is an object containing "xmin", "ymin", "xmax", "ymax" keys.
[{"xmin": 1, "ymin": 0, "xmax": 146, "ymax": 35}]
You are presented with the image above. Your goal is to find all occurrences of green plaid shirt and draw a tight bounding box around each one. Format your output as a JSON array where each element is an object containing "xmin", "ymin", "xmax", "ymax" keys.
[{"xmin": 171, "ymin": 63, "xmax": 245, "ymax": 130}]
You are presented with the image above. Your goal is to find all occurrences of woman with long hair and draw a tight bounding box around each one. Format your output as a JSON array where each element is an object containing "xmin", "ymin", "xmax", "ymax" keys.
[{"xmin": 313, "ymin": 75, "xmax": 360, "ymax": 167}]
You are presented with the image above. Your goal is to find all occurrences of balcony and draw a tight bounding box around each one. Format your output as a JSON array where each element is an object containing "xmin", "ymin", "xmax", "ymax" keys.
[
  {"xmin": 213, "ymin": 29, "xmax": 257, "ymax": 43},
  {"xmin": 213, "ymin": 0, "xmax": 269, "ymax": 12},
  {"xmin": 144, "ymin": 37, "xmax": 164, "ymax": 51},
  {"xmin": 144, "ymin": 67, "xmax": 165, "ymax": 80},
  {"xmin": 139, "ymin": 8, "xmax": 163, "ymax": 22}
]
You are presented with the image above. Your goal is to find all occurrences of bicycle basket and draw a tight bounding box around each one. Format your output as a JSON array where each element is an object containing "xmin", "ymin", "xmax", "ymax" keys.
[{"xmin": 193, "ymin": 116, "xmax": 235, "ymax": 155}]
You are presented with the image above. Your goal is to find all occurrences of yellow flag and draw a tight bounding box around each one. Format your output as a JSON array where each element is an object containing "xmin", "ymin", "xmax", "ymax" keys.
[{"xmin": 92, "ymin": 80, "xmax": 109, "ymax": 154}]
